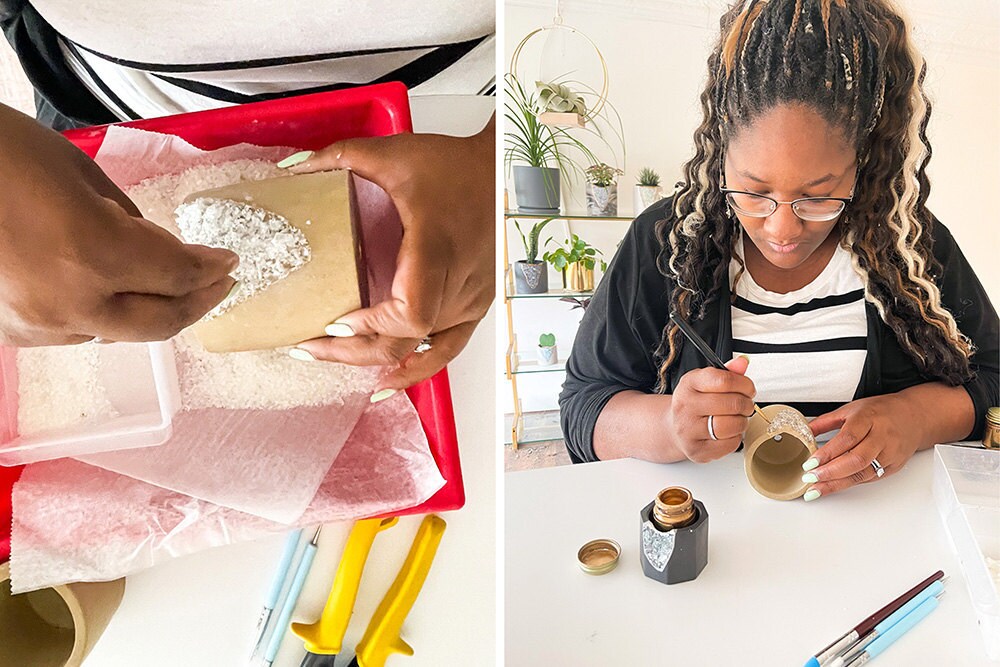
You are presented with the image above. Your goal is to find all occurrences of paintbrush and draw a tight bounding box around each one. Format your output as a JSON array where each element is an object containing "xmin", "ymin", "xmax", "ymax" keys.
[
  {"xmin": 805, "ymin": 570, "xmax": 945, "ymax": 667},
  {"xmin": 668, "ymin": 312, "xmax": 771, "ymax": 424}
]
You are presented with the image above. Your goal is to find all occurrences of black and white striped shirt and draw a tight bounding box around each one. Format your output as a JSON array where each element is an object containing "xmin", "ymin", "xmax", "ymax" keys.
[
  {"xmin": 730, "ymin": 236, "xmax": 868, "ymax": 419},
  {"xmin": 28, "ymin": 0, "xmax": 495, "ymax": 120}
]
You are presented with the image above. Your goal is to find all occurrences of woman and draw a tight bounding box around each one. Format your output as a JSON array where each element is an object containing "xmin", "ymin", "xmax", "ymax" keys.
[
  {"xmin": 560, "ymin": 0, "xmax": 999, "ymax": 501},
  {"xmin": 0, "ymin": 0, "xmax": 495, "ymax": 397}
]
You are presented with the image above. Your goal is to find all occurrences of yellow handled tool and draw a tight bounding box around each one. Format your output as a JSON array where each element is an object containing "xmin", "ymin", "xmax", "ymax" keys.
[
  {"xmin": 353, "ymin": 515, "xmax": 447, "ymax": 667},
  {"xmin": 291, "ymin": 517, "xmax": 398, "ymax": 657}
]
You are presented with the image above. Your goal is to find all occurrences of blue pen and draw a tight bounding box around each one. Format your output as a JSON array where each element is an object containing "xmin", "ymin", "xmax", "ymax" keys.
[
  {"xmin": 827, "ymin": 581, "xmax": 945, "ymax": 667},
  {"xmin": 250, "ymin": 529, "xmax": 304, "ymax": 657},
  {"xmin": 843, "ymin": 594, "xmax": 942, "ymax": 666},
  {"xmin": 263, "ymin": 526, "xmax": 322, "ymax": 666}
]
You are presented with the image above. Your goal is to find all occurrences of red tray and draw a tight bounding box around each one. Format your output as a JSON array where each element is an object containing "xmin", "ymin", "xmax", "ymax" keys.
[{"xmin": 0, "ymin": 83, "xmax": 464, "ymax": 561}]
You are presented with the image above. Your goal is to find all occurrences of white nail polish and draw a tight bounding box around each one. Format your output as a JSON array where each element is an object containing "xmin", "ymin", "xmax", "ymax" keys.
[
  {"xmin": 288, "ymin": 348, "xmax": 315, "ymax": 362},
  {"xmin": 224, "ymin": 280, "xmax": 242, "ymax": 302},
  {"xmin": 370, "ymin": 389, "xmax": 397, "ymax": 403},
  {"xmin": 324, "ymin": 322, "xmax": 356, "ymax": 337},
  {"xmin": 277, "ymin": 150, "xmax": 314, "ymax": 169}
]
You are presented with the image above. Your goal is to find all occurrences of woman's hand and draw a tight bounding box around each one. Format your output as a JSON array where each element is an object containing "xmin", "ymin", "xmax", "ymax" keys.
[
  {"xmin": 0, "ymin": 104, "xmax": 238, "ymax": 347},
  {"xmin": 803, "ymin": 393, "xmax": 924, "ymax": 500},
  {"xmin": 290, "ymin": 115, "xmax": 495, "ymax": 393},
  {"xmin": 667, "ymin": 356, "xmax": 756, "ymax": 463}
]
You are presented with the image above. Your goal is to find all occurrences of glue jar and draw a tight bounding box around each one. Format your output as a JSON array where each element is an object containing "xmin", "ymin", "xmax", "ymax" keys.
[{"xmin": 639, "ymin": 486, "xmax": 709, "ymax": 585}]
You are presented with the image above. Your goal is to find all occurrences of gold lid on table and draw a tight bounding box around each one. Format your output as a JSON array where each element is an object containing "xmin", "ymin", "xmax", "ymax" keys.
[{"xmin": 577, "ymin": 539, "xmax": 621, "ymax": 575}]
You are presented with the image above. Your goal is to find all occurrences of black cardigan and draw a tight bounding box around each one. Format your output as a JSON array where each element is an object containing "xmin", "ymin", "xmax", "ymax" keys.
[{"xmin": 559, "ymin": 198, "xmax": 1000, "ymax": 464}]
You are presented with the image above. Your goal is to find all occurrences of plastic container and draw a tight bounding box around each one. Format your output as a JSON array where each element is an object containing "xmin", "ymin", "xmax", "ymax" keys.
[
  {"xmin": 932, "ymin": 444, "xmax": 1000, "ymax": 659},
  {"xmin": 0, "ymin": 342, "xmax": 180, "ymax": 466},
  {"xmin": 0, "ymin": 83, "xmax": 464, "ymax": 562}
]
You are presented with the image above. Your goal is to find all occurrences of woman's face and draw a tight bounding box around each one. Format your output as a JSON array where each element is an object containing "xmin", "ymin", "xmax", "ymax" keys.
[{"xmin": 724, "ymin": 103, "xmax": 857, "ymax": 272}]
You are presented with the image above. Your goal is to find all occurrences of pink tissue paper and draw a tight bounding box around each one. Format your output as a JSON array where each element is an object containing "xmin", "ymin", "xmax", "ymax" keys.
[{"xmin": 11, "ymin": 392, "xmax": 443, "ymax": 593}]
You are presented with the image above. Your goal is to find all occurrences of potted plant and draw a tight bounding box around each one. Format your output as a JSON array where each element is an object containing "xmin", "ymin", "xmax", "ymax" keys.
[
  {"xmin": 634, "ymin": 167, "xmax": 662, "ymax": 214},
  {"xmin": 504, "ymin": 74, "xmax": 598, "ymax": 214},
  {"xmin": 584, "ymin": 163, "xmax": 624, "ymax": 216},
  {"xmin": 543, "ymin": 234, "xmax": 607, "ymax": 292},
  {"xmin": 537, "ymin": 332, "xmax": 558, "ymax": 366},
  {"xmin": 535, "ymin": 81, "xmax": 586, "ymax": 128},
  {"xmin": 513, "ymin": 217, "xmax": 554, "ymax": 294}
]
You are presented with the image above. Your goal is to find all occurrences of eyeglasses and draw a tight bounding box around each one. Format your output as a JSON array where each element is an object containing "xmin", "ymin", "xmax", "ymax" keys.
[{"xmin": 719, "ymin": 162, "xmax": 859, "ymax": 223}]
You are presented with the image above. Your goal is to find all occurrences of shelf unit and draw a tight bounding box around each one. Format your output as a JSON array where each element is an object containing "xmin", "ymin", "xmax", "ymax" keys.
[{"xmin": 503, "ymin": 210, "xmax": 632, "ymax": 448}]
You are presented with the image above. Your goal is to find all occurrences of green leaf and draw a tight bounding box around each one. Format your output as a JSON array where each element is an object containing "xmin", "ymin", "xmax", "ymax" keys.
[{"xmin": 539, "ymin": 332, "xmax": 556, "ymax": 347}]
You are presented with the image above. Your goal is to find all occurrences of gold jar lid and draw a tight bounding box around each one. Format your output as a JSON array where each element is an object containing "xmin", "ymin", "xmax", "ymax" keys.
[
  {"xmin": 987, "ymin": 407, "xmax": 1000, "ymax": 425},
  {"xmin": 577, "ymin": 539, "xmax": 621, "ymax": 575}
]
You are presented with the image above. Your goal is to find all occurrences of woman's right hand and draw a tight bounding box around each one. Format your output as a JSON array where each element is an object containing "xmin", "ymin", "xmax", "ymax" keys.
[
  {"xmin": 0, "ymin": 104, "xmax": 238, "ymax": 347},
  {"xmin": 667, "ymin": 356, "xmax": 756, "ymax": 463}
]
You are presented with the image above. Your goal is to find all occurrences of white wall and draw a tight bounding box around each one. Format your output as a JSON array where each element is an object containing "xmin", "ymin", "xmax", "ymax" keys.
[{"xmin": 503, "ymin": 0, "xmax": 1000, "ymax": 416}]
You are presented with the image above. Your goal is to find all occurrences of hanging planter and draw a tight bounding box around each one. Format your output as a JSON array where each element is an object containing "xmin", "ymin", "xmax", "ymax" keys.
[{"xmin": 536, "ymin": 82, "xmax": 587, "ymax": 128}]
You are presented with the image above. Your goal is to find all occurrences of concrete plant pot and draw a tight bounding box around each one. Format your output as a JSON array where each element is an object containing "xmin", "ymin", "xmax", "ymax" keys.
[
  {"xmin": 513, "ymin": 261, "xmax": 548, "ymax": 294},
  {"xmin": 513, "ymin": 166, "xmax": 560, "ymax": 214}
]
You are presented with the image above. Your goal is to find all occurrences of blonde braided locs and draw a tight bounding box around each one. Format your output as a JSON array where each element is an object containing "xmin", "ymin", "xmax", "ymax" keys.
[{"xmin": 653, "ymin": 0, "xmax": 974, "ymax": 393}]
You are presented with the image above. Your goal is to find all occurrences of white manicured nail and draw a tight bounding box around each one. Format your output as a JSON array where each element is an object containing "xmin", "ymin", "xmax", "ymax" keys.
[
  {"xmin": 370, "ymin": 389, "xmax": 397, "ymax": 403},
  {"xmin": 324, "ymin": 322, "xmax": 356, "ymax": 337},
  {"xmin": 277, "ymin": 150, "xmax": 314, "ymax": 168},
  {"xmin": 288, "ymin": 348, "xmax": 316, "ymax": 362}
]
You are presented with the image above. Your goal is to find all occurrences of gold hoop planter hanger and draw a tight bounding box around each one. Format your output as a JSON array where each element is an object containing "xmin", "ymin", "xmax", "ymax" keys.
[{"xmin": 508, "ymin": 20, "xmax": 610, "ymax": 128}]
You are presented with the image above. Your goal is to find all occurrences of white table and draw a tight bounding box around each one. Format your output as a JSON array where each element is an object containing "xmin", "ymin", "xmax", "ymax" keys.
[{"xmin": 506, "ymin": 447, "xmax": 998, "ymax": 666}]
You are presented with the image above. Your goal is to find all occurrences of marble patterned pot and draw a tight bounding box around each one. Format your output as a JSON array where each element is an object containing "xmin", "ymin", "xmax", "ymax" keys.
[{"xmin": 586, "ymin": 183, "xmax": 617, "ymax": 216}]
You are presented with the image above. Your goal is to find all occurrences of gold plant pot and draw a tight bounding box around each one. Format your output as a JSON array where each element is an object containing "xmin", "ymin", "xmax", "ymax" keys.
[
  {"xmin": 564, "ymin": 263, "xmax": 595, "ymax": 292},
  {"xmin": 0, "ymin": 562, "xmax": 126, "ymax": 667},
  {"xmin": 744, "ymin": 404, "xmax": 818, "ymax": 501}
]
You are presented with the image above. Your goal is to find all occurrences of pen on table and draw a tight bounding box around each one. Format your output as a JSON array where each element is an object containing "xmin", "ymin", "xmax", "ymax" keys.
[
  {"xmin": 805, "ymin": 569, "xmax": 944, "ymax": 667},
  {"xmin": 842, "ymin": 592, "xmax": 944, "ymax": 666},
  {"xmin": 668, "ymin": 311, "xmax": 771, "ymax": 424},
  {"xmin": 262, "ymin": 526, "xmax": 323, "ymax": 667},
  {"xmin": 827, "ymin": 580, "xmax": 945, "ymax": 667},
  {"xmin": 250, "ymin": 529, "xmax": 304, "ymax": 657}
]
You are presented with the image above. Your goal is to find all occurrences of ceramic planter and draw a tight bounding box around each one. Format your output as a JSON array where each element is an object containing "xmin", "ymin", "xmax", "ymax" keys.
[
  {"xmin": 633, "ymin": 185, "xmax": 662, "ymax": 215},
  {"xmin": 639, "ymin": 487, "xmax": 709, "ymax": 585},
  {"xmin": 513, "ymin": 165, "xmax": 560, "ymax": 214},
  {"xmin": 563, "ymin": 263, "xmax": 595, "ymax": 292},
  {"xmin": 744, "ymin": 404, "xmax": 818, "ymax": 500},
  {"xmin": 586, "ymin": 183, "xmax": 618, "ymax": 216},
  {"xmin": 536, "ymin": 344, "xmax": 558, "ymax": 366},
  {"xmin": 513, "ymin": 261, "xmax": 548, "ymax": 294}
]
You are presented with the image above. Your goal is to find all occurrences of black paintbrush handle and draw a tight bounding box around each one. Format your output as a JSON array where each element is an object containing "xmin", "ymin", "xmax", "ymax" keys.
[
  {"xmin": 300, "ymin": 651, "xmax": 339, "ymax": 667},
  {"xmin": 669, "ymin": 312, "xmax": 727, "ymax": 370}
]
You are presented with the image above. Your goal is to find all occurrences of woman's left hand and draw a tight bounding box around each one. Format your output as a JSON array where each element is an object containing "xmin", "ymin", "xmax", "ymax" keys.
[{"xmin": 803, "ymin": 394, "xmax": 923, "ymax": 500}]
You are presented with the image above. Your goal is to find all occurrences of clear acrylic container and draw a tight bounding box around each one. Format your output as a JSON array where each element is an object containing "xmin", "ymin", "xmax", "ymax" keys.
[
  {"xmin": 0, "ymin": 342, "xmax": 180, "ymax": 466},
  {"xmin": 932, "ymin": 444, "xmax": 1000, "ymax": 660}
]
